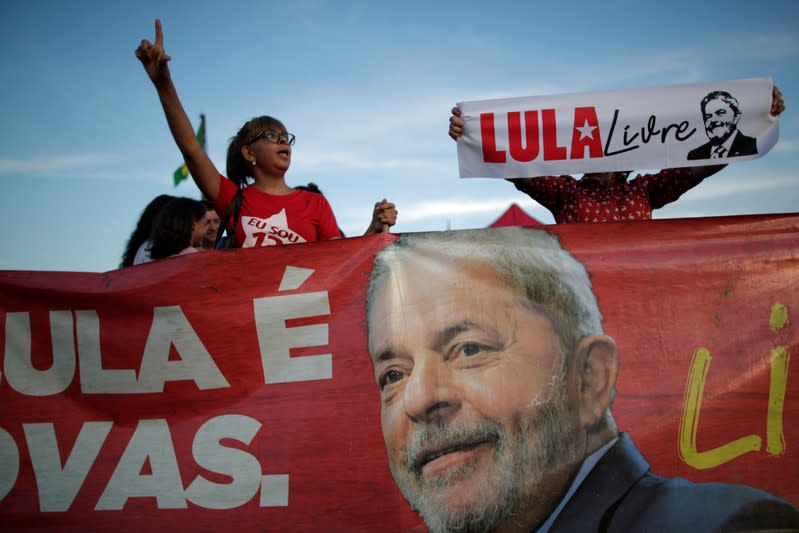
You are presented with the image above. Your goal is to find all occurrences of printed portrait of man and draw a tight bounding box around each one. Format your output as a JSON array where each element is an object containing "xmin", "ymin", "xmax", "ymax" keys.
[
  {"xmin": 365, "ymin": 227, "xmax": 799, "ymax": 533},
  {"xmin": 687, "ymin": 90, "xmax": 758, "ymax": 160}
]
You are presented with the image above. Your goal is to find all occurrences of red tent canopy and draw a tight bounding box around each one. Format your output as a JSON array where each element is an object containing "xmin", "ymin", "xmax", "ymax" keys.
[{"xmin": 488, "ymin": 203, "xmax": 545, "ymax": 227}]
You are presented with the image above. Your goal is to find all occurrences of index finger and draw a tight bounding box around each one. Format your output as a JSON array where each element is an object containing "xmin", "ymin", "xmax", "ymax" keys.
[{"xmin": 154, "ymin": 19, "xmax": 164, "ymax": 47}]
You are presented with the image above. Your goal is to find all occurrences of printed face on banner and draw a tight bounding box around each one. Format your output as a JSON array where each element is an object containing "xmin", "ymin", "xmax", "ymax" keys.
[
  {"xmin": 703, "ymin": 98, "xmax": 740, "ymax": 143},
  {"xmin": 687, "ymin": 90, "xmax": 758, "ymax": 161},
  {"xmin": 368, "ymin": 257, "xmax": 581, "ymax": 532}
]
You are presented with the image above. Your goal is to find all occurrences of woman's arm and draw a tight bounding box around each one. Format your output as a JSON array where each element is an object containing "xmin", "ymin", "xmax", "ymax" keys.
[{"xmin": 136, "ymin": 19, "xmax": 221, "ymax": 200}]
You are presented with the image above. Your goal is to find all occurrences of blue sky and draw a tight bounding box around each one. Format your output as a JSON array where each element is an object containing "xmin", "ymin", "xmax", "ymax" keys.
[{"xmin": 1, "ymin": 0, "xmax": 797, "ymax": 272}]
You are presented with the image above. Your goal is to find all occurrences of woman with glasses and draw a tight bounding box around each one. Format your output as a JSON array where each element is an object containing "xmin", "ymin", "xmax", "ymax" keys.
[{"xmin": 136, "ymin": 19, "xmax": 397, "ymax": 248}]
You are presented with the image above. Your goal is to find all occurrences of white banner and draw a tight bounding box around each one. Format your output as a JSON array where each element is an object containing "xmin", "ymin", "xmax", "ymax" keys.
[{"xmin": 456, "ymin": 78, "xmax": 779, "ymax": 179}]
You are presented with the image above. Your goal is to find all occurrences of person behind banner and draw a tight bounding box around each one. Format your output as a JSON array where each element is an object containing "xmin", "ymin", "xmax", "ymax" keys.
[
  {"xmin": 448, "ymin": 87, "xmax": 784, "ymax": 224},
  {"xmin": 366, "ymin": 227, "xmax": 799, "ymax": 533},
  {"xmin": 148, "ymin": 197, "xmax": 207, "ymax": 261},
  {"xmin": 136, "ymin": 19, "xmax": 397, "ymax": 248},
  {"xmin": 687, "ymin": 90, "xmax": 765, "ymax": 160},
  {"xmin": 121, "ymin": 193, "xmax": 176, "ymax": 268},
  {"xmin": 199, "ymin": 200, "xmax": 221, "ymax": 251}
]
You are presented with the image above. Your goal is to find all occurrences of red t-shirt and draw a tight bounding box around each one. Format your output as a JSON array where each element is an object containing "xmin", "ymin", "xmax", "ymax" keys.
[
  {"xmin": 510, "ymin": 168, "xmax": 705, "ymax": 223},
  {"xmin": 214, "ymin": 175, "xmax": 341, "ymax": 247}
]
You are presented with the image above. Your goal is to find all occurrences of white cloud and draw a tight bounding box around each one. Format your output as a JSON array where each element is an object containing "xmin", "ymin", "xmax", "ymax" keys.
[
  {"xmin": 710, "ymin": 31, "xmax": 799, "ymax": 61},
  {"xmin": 294, "ymin": 152, "xmax": 454, "ymax": 175},
  {"xmin": 0, "ymin": 155, "xmax": 111, "ymax": 174},
  {"xmin": 399, "ymin": 195, "xmax": 542, "ymax": 223},
  {"xmin": 683, "ymin": 172, "xmax": 798, "ymax": 201},
  {"xmin": 538, "ymin": 30, "xmax": 798, "ymax": 93},
  {"xmin": 773, "ymin": 139, "xmax": 799, "ymax": 154}
]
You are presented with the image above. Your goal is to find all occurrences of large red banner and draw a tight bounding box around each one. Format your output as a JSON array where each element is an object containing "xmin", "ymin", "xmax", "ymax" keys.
[{"xmin": 1, "ymin": 213, "xmax": 797, "ymax": 531}]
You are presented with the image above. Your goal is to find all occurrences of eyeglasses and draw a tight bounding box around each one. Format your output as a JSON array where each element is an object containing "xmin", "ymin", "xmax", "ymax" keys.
[{"xmin": 251, "ymin": 130, "xmax": 296, "ymax": 146}]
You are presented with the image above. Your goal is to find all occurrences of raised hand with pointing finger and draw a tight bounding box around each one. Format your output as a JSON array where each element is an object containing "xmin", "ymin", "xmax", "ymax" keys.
[{"xmin": 135, "ymin": 19, "xmax": 172, "ymax": 88}]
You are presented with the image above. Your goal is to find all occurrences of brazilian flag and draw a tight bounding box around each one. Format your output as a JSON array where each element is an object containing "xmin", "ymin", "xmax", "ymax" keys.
[{"xmin": 173, "ymin": 114, "xmax": 206, "ymax": 186}]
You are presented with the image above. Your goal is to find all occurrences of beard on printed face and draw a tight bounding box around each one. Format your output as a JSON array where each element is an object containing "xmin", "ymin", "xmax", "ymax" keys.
[{"xmin": 388, "ymin": 374, "xmax": 581, "ymax": 533}]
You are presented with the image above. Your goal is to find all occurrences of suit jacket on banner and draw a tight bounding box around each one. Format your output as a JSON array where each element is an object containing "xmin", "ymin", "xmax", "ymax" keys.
[
  {"xmin": 549, "ymin": 433, "xmax": 799, "ymax": 533},
  {"xmin": 687, "ymin": 130, "xmax": 758, "ymax": 160}
]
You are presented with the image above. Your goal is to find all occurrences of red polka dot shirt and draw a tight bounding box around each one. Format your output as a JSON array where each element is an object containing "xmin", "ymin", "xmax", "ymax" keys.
[{"xmin": 509, "ymin": 167, "xmax": 705, "ymax": 224}]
